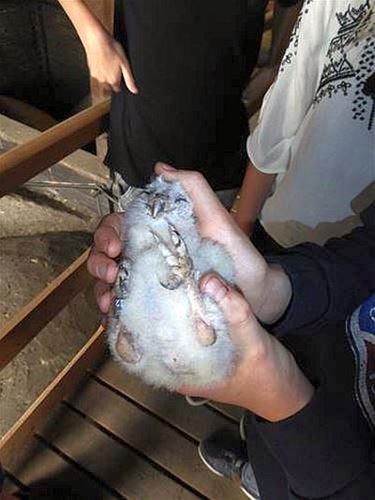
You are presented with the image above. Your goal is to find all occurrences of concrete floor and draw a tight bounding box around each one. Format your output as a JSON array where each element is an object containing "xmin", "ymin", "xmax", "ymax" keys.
[{"xmin": 0, "ymin": 128, "xmax": 108, "ymax": 437}]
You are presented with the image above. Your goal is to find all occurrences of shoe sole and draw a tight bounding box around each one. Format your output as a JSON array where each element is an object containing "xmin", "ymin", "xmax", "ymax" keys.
[
  {"xmin": 239, "ymin": 484, "xmax": 260, "ymax": 500},
  {"xmin": 197, "ymin": 442, "xmax": 225, "ymax": 477},
  {"xmin": 239, "ymin": 414, "xmax": 246, "ymax": 441}
]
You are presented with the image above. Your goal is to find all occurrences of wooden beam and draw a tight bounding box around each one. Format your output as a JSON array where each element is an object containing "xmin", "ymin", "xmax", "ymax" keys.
[
  {"xmin": 0, "ymin": 100, "xmax": 110, "ymax": 198},
  {"xmin": 0, "ymin": 249, "xmax": 93, "ymax": 371},
  {"xmin": 0, "ymin": 326, "xmax": 106, "ymax": 470}
]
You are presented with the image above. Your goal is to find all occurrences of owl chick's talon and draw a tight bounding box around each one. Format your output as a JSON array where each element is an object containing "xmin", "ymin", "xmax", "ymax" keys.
[
  {"xmin": 160, "ymin": 274, "xmax": 184, "ymax": 290},
  {"xmin": 115, "ymin": 259, "xmax": 131, "ymax": 296},
  {"xmin": 152, "ymin": 225, "xmax": 192, "ymax": 290},
  {"xmin": 112, "ymin": 297, "xmax": 125, "ymax": 319}
]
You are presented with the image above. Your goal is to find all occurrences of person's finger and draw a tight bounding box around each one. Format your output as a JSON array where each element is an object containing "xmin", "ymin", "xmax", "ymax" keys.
[
  {"xmin": 94, "ymin": 213, "xmax": 122, "ymax": 257},
  {"xmin": 87, "ymin": 248, "xmax": 119, "ymax": 283},
  {"xmin": 120, "ymin": 62, "xmax": 138, "ymax": 94},
  {"xmin": 94, "ymin": 281, "xmax": 113, "ymax": 314},
  {"xmin": 200, "ymin": 274, "xmax": 257, "ymax": 340}
]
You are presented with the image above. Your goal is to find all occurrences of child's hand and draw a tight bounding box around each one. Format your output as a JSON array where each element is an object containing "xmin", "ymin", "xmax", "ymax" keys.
[{"xmin": 84, "ymin": 31, "xmax": 138, "ymax": 95}]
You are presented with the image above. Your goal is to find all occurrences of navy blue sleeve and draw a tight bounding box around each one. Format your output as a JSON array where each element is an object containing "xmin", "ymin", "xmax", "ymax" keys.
[
  {"xmin": 255, "ymin": 384, "xmax": 374, "ymax": 499},
  {"xmin": 267, "ymin": 203, "xmax": 375, "ymax": 336}
]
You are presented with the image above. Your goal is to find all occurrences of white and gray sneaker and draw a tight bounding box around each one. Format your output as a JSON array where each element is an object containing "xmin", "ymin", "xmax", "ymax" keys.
[{"xmin": 198, "ymin": 429, "xmax": 260, "ymax": 500}]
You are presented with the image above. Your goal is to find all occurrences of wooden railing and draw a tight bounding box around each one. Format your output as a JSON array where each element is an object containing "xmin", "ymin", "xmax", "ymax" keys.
[
  {"xmin": 0, "ymin": 101, "xmax": 110, "ymax": 468},
  {"xmin": 0, "ymin": 99, "xmax": 109, "ymax": 198}
]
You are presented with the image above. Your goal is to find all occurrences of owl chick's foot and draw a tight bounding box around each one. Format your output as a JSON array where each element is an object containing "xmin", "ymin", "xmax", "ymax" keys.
[
  {"xmin": 195, "ymin": 316, "xmax": 217, "ymax": 346},
  {"xmin": 151, "ymin": 224, "xmax": 192, "ymax": 290},
  {"xmin": 115, "ymin": 324, "xmax": 142, "ymax": 364},
  {"xmin": 153, "ymin": 225, "xmax": 217, "ymax": 346}
]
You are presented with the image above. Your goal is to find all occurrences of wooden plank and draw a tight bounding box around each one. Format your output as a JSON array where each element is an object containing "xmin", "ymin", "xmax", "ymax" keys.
[
  {"xmin": 92, "ymin": 359, "xmax": 238, "ymax": 440},
  {"xmin": 67, "ymin": 378, "xmax": 244, "ymax": 500},
  {"xmin": 0, "ymin": 249, "xmax": 92, "ymax": 371},
  {"xmin": 3, "ymin": 436, "xmax": 118, "ymax": 499},
  {"xmin": 0, "ymin": 474, "xmax": 27, "ymax": 497},
  {"xmin": 40, "ymin": 407, "xmax": 198, "ymax": 500},
  {"xmin": 0, "ymin": 327, "xmax": 106, "ymax": 470},
  {"xmin": 0, "ymin": 100, "xmax": 110, "ymax": 198}
]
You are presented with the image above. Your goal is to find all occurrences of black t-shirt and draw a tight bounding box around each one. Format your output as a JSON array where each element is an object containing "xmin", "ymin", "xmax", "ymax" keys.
[{"xmin": 106, "ymin": 0, "xmax": 267, "ymax": 190}]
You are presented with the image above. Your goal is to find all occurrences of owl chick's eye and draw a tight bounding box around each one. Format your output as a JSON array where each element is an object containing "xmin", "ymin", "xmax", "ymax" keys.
[{"xmin": 175, "ymin": 197, "xmax": 188, "ymax": 204}]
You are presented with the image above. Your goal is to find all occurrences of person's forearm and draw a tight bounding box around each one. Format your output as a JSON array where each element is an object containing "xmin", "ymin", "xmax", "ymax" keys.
[
  {"xmin": 242, "ymin": 333, "xmax": 314, "ymax": 422},
  {"xmin": 58, "ymin": 0, "xmax": 107, "ymax": 48},
  {"xmin": 270, "ymin": 1, "xmax": 303, "ymax": 68},
  {"xmin": 269, "ymin": 204, "xmax": 375, "ymax": 335},
  {"xmin": 234, "ymin": 161, "xmax": 276, "ymax": 234}
]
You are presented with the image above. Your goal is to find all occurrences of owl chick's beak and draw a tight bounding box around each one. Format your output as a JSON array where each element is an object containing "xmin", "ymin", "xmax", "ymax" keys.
[{"xmin": 150, "ymin": 196, "xmax": 165, "ymax": 218}]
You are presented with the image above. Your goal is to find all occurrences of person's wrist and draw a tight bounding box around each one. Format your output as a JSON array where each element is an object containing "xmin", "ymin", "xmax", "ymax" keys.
[
  {"xmin": 80, "ymin": 21, "xmax": 110, "ymax": 51},
  {"xmin": 232, "ymin": 212, "xmax": 254, "ymax": 236},
  {"xmin": 243, "ymin": 335, "xmax": 314, "ymax": 422},
  {"xmin": 256, "ymin": 263, "xmax": 292, "ymax": 325},
  {"xmin": 269, "ymin": 339, "xmax": 315, "ymax": 422}
]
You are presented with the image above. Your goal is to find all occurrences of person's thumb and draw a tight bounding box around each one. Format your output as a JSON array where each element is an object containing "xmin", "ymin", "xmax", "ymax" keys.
[{"xmin": 200, "ymin": 274, "xmax": 257, "ymax": 341}]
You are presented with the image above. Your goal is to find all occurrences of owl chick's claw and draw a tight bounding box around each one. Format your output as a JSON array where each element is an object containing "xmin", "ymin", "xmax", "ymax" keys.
[
  {"xmin": 151, "ymin": 227, "xmax": 192, "ymax": 290},
  {"xmin": 115, "ymin": 259, "xmax": 131, "ymax": 297}
]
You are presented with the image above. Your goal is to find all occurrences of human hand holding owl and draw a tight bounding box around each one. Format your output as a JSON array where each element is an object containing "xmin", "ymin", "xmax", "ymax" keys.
[
  {"xmin": 87, "ymin": 165, "xmax": 312, "ymax": 417},
  {"xmin": 88, "ymin": 163, "xmax": 292, "ymax": 325}
]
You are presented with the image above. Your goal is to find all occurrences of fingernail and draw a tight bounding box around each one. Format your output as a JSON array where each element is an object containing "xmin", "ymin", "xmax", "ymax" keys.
[
  {"xmin": 203, "ymin": 276, "xmax": 228, "ymax": 302},
  {"xmin": 107, "ymin": 240, "xmax": 119, "ymax": 257},
  {"xmin": 159, "ymin": 163, "xmax": 176, "ymax": 171},
  {"xmin": 98, "ymin": 264, "xmax": 107, "ymax": 280}
]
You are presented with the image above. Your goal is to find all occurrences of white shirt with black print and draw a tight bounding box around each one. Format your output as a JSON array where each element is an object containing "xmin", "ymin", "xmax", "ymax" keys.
[{"xmin": 248, "ymin": 0, "xmax": 374, "ymax": 246}]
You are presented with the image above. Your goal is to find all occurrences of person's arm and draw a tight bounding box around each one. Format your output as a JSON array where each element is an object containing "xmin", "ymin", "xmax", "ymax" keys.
[
  {"xmin": 58, "ymin": 0, "xmax": 137, "ymax": 93},
  {"xmin": 268, "ymin": 202, "xmax": 375, "ymax": 336},
  {"xmin": 244, "ymin": 0, "xmax": 303, "ymax": 116},
  {"xmin": 270, "ymin": 0, "xmax": 303, "ymax": 68},
  {"xmin": 232, "ymin": 160, "xmax": 276, "ymax": 235},
  {"xmin": 255, "ymin": 370, "xmax": 375, "ymax": 499}
]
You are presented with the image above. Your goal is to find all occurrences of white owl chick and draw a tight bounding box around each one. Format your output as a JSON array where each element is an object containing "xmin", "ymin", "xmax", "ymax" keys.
[{"xmin": 107, "ymin": 175, "xmax": 237, "ymax": 390}]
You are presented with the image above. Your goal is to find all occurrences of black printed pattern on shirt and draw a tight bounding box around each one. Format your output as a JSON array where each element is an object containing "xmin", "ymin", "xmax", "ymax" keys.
[
  {"xmin": 280, "ymin": 0, "xmax": 314, "ymax": 73},
  {"xmin": 314, "ymin": 0, "xmax": 374, "ymax": 130}
]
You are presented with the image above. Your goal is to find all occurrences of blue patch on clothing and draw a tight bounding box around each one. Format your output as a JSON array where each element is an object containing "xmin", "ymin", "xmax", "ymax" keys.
[
  {"xmin": 346, "ymin": 292, "xmax": 375, "ymax": 430},
  {"xmin": 359, "ymin": 293, "xmax": 375, "ymax": 335}
]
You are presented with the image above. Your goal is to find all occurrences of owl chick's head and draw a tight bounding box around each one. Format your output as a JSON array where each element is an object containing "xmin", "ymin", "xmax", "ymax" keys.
[{"xmin": 141, "ymin": 175, "xmax": 195, "ymax": 223}]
